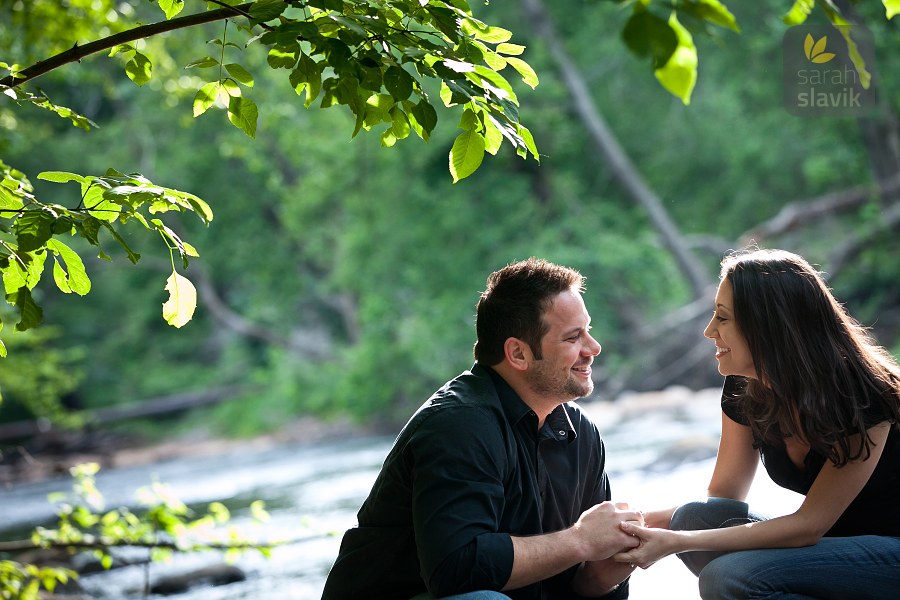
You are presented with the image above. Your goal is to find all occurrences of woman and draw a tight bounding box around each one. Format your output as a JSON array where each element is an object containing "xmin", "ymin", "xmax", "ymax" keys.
[{"xmin": 617, "ymin": 248, "xmax": 900, "ymax": 599}]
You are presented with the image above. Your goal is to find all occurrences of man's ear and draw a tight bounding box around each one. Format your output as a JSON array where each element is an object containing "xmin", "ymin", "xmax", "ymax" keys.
[{"xmin": 503, "ymin": 337, "xmax": 532, "ymax": 372}]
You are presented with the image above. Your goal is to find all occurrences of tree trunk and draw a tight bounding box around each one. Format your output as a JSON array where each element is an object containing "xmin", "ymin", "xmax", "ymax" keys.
[{"xmin": 518, "ymin": 0, "xmax": 713, "ymax": 300}]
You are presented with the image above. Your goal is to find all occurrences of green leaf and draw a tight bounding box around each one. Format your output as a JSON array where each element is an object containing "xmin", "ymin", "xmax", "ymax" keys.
[
  {"xmin": 225, "ymin": 63, "xmax": 255, "ymax": 87},
  {"xmin": 833, "ymin": 25, "xmax": 872, "ymax": 89},
  {"xmin": 886, "ymin": 0, "xmax": 900, "ymax": 19},
  {"xmin": 52, "ymin": 258, "xmax": 71, "ymax": 293},
  {"xmin": 8, "ymin": 287, "xmax": 43, "ymax": 332},
  {"xmin": 108, "ymin": 43, "xmax": 134, "ymax": 57},
  {"xmin": 75, "ymin": 217, "xmax": 101, "ymax": 247},
  {"xmin": 384, "ymin": 66, "xmax": 414, "ymax": 101},
  {"xmin": 14, "ymin": 211, "xmax": 54, "ymax": 252},
  {"xmin": 37, "ymin": 171, "xmax": 87, "ymax": 184},
  {"xmin": 681, "ymin": 0, "xmax": 740, "ymax": 32},
  {"xmin": 331, "ymin": 14, "xmax": 367, "ymax": 37},
  {"xmin": 783, "ymin": 0, "xmax": 815, "ymax": 25},
  {"xmin": 518, "ymin": 124, "xmax": 539, "ymax": 161},
  {"xmin": 158, "ymin": 0, "xmax": 185, "ymax": 19},
  {"xmin": 47, "ymin": 239, "xmax": 91, "ymax": 295},
  {"xmin": 221, "ymin": 78, "xmax": 242, "ymax": 97},
  {"xmin": 100, "ymin": 222, "xmax": 140, "ymax": 263},
  {"xmin": 227, "ymin": 96, "xmax": 259, "ymax": 138},
  {"xmin": 0, "ymin": 186, "xmax": 24, "ymax": 211},
  {"xmin": 2, "ymin": 259, "xmax": 26, "ymax": 294},
  {"xmin": 388, "ymin": 106, "xmax": 411, "ymax": 140},
  {"xmin": 181, "ymin": 193, "xmax": 214, "ymax": 224},
  {"xmin": 622, "ymin": 9, "xmax": 679, "ymax": 68},
  {"xmin": 449, "ymin": 129, "xmax": 486, "ymax": 183},
  {"xmin": 411, "ymin": 99, "xmax": 437, "ymax": 137},
  {"xmin": 654, "ymin": 13, "xmax": 697, "ymax": 105},
  {"xmin": 496, "ymin": 43, "xmax": 526, "ymax": 56},
  {"xmin": 426, "ymin": 6, "xmax": 463, "ymax": 41},
  {"xmin": 162, "ymin": 271, "xmax": 196, "ymax": 328},
  {"xmin": 125, "ymin": 51, "xmax": 152, "ymax": 86},
  {"xmin": 504, "ymin": 56, "xmax": 539, "ymax": 89},
  {"xmin": 267, "ymin": 46, "xmax": 299, "ymax": 69},
  {"xmin": 193, "ymin": 82, "xmax": 220, "ymax": 117},
  {"xmin": 84, "ymin": 185, "xmax": 121, "ymax": 222},
  {"xmin": 249, "ymin": 0, "xmax": 288, "ymax": 22},
  {"xmin": 463, "ymin": 22, "xmax": 512, "ymax": 44},
  {"xmin": 482, "ymin": 117, "xmax": 503, "ymax": 156},
  {"xmin": 185, "ymin": 56, "xmax": 219, "ymax": 69},
  {"xmin": 290, "ymin": 55, "xmax": 323, "ymax": 107}
]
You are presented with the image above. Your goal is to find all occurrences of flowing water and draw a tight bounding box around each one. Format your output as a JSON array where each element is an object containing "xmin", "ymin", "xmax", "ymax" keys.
[{"xmin": 0, "ymin": 387, "xmax": 802, "ymax": 599}]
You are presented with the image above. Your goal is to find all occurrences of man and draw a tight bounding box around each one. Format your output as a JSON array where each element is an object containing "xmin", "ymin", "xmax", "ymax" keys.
[{"xmin": 322, "ymin": 258, "xmax": 640, "ymax": 600}]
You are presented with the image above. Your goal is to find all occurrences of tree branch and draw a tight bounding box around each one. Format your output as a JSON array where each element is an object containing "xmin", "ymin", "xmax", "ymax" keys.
[
  {"xmin": 518, "ymin": 0, "xmax": 713, "ymax": 300},
  {"xmin": 827, "ymin": 200, "xmax": 900, "ymax": 280},
  {"xmin": 0, "ymin": 3, "xmax": 255, "ymax": 88},
  {"xmin": 738, "ymin": 172, "xmax": 900, "ymax": 245}
]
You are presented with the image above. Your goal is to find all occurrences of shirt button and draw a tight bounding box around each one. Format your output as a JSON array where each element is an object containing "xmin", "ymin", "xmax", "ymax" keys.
[{"xmin": 558, "ymin": 430, "xmax": 566, "ymax": 436}]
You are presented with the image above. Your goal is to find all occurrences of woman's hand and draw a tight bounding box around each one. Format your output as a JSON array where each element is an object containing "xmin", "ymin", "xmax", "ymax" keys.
[
  {"xmin": 641, "ymin": 507, "xmax": 676, "ymax": 529},
  {"xmin": 613, "ymin": 521, "xmax": 682, "ymax": 569}
]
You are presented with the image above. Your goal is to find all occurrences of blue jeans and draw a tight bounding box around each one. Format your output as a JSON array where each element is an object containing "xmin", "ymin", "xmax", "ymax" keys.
[
  {"xmin": 671, "ymin": 497, "xmax": 900, "ymax": 599},
  {"xmin": 410, "ymin": 593, "xmax": 511, "ymax": 600}
]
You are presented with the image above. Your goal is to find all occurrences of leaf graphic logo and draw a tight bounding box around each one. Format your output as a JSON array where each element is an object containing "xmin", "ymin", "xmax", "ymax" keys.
[{"xmin": 804, "ymin": 33, "xmax": 836, "ymax": 64}]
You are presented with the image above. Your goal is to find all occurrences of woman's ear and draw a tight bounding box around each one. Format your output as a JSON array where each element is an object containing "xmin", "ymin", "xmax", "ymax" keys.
[{"xmin": 503, "ymin": 337, "xmax": 532, "ymax": 372}]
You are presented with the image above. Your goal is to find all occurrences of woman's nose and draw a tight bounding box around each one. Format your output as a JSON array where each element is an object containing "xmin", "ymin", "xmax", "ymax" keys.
[{"xmin": 703, "ymin": 317, "xmax": 716, "ymax": 340}]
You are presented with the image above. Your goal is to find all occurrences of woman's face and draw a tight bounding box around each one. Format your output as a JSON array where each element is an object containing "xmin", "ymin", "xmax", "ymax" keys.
[{"xmin": 703, "ymin": 278, "xmax": 757, "ymax": 378}]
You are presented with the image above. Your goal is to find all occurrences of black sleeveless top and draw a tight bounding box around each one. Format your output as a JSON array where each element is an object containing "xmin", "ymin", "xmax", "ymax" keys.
[{"xmin": 720, "ymin": 375, "xmax": 900, "ymax": 537}]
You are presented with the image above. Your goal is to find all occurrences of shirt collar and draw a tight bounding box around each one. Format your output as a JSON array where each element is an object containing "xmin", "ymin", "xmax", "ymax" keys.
[{"xmin": 477, "ymin": 363, "xmax": 577, "ymax": 443}]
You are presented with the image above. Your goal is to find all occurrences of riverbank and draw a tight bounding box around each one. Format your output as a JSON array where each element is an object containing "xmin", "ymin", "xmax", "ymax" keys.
[
  {"xmin": 1, "ymin": 386, "xmax": 804, "ymax": 599},
  {"xmin": 0, "ymin": 414, "xmax": 371, "ymax": 488}
]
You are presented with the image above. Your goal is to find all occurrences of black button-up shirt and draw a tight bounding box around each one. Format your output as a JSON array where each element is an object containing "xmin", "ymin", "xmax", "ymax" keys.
[{"xmin": 322, "ymin": 364, "xmax": 626, "ymax": 600}]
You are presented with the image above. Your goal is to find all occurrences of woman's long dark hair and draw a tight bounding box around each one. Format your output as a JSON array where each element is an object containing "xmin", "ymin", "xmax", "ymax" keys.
[{"xmin": 723, "ymin": 248, "xmax": 900, "ymax": 466}]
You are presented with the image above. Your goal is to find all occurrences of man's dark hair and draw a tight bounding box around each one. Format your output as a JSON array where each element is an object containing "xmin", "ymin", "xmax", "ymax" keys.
[{"xmin": 473, "ymin": 257, "xmax": 585, "ymax": 366}]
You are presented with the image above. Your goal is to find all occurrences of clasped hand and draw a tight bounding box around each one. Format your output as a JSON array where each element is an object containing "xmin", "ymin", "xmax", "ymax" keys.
[
  {"xmin": 613, "ymin": 520, "xmax": 671, "ymax": 569},
  {"xmin": 575, "ymin": 502, "xmax": 643, "ymax": 561}
]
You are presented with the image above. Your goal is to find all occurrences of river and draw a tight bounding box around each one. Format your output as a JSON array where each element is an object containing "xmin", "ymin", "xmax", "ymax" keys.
[{"xmin": 0, "ymin": 387, "xmax": 802, "ymax": 599}]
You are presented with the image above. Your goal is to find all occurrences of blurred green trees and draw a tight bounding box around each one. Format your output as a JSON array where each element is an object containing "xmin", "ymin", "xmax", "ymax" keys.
[{"xmin": 0, "ymin": 0, "xmax": 897, "ymax": 435}]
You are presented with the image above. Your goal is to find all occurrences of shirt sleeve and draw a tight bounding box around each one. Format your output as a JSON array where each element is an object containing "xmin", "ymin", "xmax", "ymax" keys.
[{"xmin": 407, "ymin": 405, "xmax": 515, "ymax": 595}]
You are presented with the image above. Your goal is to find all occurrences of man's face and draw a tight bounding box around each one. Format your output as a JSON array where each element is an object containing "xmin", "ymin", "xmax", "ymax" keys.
[{"xmin": 524, "ymin": 288, "xmax": 601, "ymax": 401}]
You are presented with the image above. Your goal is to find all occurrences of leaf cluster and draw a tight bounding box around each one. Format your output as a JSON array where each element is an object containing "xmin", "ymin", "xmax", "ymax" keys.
[
  {"xmin": 1, "ymin": 463, "xmax": 274, "ymax": 598},
  {"xmin": 0, "ymin": 158, "xmax": 211, "ymax": 356},
  {"xmin": 0, "ymin": 0, "xmax": 544, "ymax": 350}
]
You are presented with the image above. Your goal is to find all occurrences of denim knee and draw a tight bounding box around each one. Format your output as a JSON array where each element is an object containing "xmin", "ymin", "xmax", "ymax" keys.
[
  {"xmin": 671, "ymin": 497, "xmax": 756, "ymax": 532},
  {"xmin": 670, "ymin": 500, "xmax": 709, "ymax": 531},
  {"xmin": 411, "ymin": 592, "xmax": 512, "ymax": 600}
]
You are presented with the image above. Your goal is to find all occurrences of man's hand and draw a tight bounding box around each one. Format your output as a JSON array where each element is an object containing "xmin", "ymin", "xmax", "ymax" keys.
[
  {"xmin": 614, "ymin": 522, "xmax": 680, "ymax": 569},
  {"xmin": 504, "ymin": 501, "xmax": 642, "ymax": 591},
  {"xmin": 572, "ymin": 557, "xmax": 636, "ymax": 596},
  {"xmin": 573, "ymin": 502, "xmax": 642, "ymax": 561}
]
